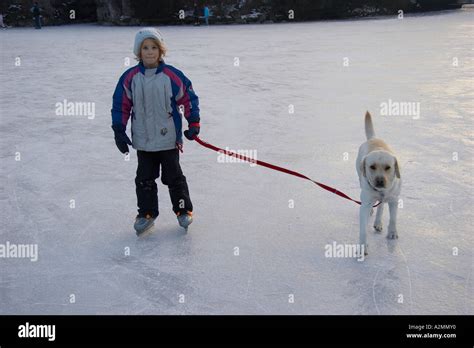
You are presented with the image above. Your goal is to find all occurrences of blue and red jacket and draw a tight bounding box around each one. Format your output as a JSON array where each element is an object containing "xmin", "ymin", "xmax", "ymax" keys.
[{"xmin": 111, "ymin": 60, "xmax": 200, "ymax": 151}]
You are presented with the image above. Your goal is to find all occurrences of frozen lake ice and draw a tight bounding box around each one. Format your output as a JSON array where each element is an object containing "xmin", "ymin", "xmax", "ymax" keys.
[{"xmin": 0, "ymin": 8, "xmax": 473, "ymax": 314}]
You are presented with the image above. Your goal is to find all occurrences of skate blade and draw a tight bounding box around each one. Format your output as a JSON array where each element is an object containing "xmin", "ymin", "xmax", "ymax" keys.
[
  {"xmin": 136, "ymin": 223, "xmax": 155, "ymax": 237},
  {"xmin": 179, "ymin": 222, "xmax": 192, "ymax": 231}
]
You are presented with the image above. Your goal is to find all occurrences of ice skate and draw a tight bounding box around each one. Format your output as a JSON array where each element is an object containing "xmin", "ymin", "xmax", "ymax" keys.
[
  {"xmin": 177, "ymin": 211, "xmax": 193, "ymax": 231},
  {"xmin": 134, "ymin": 213, "xmax": 156, "ymax": 237}
]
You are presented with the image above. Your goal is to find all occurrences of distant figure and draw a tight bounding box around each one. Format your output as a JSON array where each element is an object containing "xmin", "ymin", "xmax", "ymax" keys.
[
  {"xmin": 193, "ymin": 2, "xmax": 200, "ymax": 26},
  {"xmin": 31, "ymin": 1, "xmax": 42, "ymax": 29},
  {"xmin": 203, "ymin": 5, "xmax": 209, "ymax": 26},
  {"xmin": 0, "ymin": 13, "xmax": 6, "ymax": 28}
]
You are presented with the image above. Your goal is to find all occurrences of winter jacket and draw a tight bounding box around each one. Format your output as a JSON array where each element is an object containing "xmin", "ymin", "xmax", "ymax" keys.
[
  {"xmin": 111, "ymin": 60, "xmax": 200, "ymax": 152},
  {"xmin": 31, "ymin": 5, "xmax": 40, "ymax": 16}
]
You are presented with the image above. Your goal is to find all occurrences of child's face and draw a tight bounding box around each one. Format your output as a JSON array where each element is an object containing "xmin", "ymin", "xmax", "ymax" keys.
[{"xmin": 141, "ymin": 39, "xmax": 160, "ymax": 67}]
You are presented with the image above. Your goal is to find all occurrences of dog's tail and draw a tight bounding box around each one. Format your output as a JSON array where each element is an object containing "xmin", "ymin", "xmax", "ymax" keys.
[{"xmin": 365, "ymin": 111, "xmax": 375, "ymax": 140}]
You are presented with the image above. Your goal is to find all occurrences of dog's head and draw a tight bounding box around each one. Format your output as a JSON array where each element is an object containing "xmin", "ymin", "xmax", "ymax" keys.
[{"xmin": 360, "ymin": 150, "xmax": 400, "ymax": 191}]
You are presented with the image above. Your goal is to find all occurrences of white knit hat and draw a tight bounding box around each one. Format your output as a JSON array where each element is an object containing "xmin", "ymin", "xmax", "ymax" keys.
[{"xmin": 133, "ymin": 27, "xmax": 164, "ymax": 56}]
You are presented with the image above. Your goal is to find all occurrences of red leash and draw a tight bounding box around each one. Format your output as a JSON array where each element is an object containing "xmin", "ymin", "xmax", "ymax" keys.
[{"xmin": 193, "ymin": 136, "xmax": 368, "ymax": 206}]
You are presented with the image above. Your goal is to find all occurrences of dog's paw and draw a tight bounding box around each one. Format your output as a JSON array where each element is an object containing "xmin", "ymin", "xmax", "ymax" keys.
[
  {"xmin": 373, "ymin": 223, "xmax": 383, "ymax": 232},
  {"xmin": 387, "ymin": 230, "xmax": 398, "ymax": 239}
]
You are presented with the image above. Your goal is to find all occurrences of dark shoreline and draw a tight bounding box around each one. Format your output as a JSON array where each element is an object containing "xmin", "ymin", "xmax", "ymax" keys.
[{"xmin": 1, "ymin": 0, "xmax": 467, "ymax": 28}]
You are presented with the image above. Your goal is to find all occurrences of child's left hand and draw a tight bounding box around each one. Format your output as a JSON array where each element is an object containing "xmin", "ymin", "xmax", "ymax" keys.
[{"xmin": 184, "ymin": 123, "xmax": 200, "ymax": 141}]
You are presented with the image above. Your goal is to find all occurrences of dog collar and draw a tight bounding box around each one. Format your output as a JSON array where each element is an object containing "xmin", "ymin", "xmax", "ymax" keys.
[{"xmin": 367, "ymin": 179, "xmax": 384, "ymax": 193}]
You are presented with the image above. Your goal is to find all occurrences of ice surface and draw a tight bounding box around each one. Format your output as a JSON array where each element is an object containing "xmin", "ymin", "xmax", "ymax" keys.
[{"xmin": 0, "ymin": 8, "xmax": 472, "ymax": 314}]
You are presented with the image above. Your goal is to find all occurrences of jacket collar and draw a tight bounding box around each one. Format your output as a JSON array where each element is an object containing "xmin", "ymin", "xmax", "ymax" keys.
[{"xmin": 138, "ymin": 59, "xmax": 166, "ymax": 74}]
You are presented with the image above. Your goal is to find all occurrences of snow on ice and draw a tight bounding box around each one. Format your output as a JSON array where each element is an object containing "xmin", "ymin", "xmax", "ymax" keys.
[{"xmin": 0, "ymin": 8, "xmax": 472, "ymax": 314}]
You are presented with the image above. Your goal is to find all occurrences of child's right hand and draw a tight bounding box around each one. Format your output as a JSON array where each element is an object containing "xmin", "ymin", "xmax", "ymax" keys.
[{"xmin": 111, "ymin": 124, "xmax": 132, "ymax": 154}]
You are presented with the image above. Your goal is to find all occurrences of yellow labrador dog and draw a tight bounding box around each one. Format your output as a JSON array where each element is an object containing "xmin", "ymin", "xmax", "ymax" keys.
[{"xmin": 356, "ymin": 112, "xmax": 401, "ymax": 255}]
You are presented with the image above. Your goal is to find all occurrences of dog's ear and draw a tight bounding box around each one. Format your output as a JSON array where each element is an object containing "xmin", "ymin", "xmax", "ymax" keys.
[
  {"xmin": 394, "ymin": 157, "xmax": 401, "ymax": 179},
  {"xmin": 360, "ymin": 156, "xmax": 367, "ymax": 178}
]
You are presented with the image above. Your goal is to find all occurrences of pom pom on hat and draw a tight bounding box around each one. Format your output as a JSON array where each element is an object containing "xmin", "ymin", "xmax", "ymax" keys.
[{"xmin": 134, "ymin": 27, "xmax": 164, "ymax": 56}]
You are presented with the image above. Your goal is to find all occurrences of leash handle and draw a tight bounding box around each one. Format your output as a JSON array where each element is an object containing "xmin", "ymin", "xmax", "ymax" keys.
[{"xmin": 193, "ymin": 135, "xmax": 380, "ymax": 207}]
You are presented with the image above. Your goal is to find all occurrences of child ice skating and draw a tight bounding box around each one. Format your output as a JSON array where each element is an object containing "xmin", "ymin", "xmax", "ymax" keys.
[{"xmin": 111, "ymin": 27, "xmax": 200, "ymax": 236}]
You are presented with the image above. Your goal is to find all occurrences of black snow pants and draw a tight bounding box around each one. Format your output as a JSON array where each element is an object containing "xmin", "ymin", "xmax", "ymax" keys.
[{"xmin": 135, "ymin": 149, "xmax": 193, "ymax": 218}]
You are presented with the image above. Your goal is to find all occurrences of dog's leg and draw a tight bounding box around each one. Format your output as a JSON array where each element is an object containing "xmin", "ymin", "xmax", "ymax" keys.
[
  {"xmin": 359, "ymin": 202, "xmax": 372, "ymax": 255},
  {"xmin": 374, "ymin": 203, "xmax": 384, "ymax": 232},
  {"xmin": 387, "ymin": 201, "xmax": 398, "ymax": 239}
]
